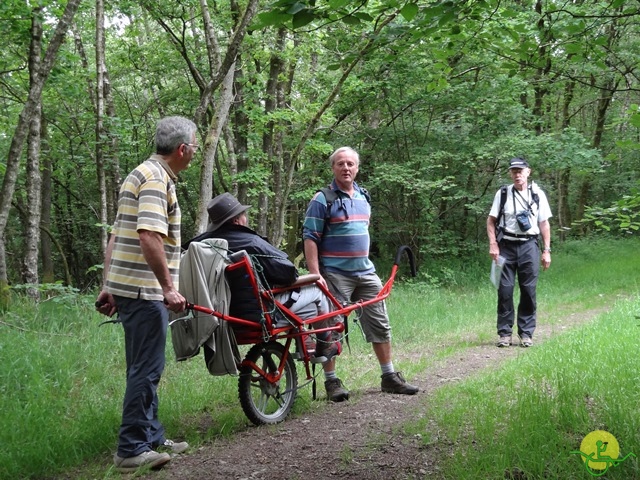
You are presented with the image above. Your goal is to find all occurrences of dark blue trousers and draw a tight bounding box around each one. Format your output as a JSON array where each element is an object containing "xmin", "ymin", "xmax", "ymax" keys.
[
  {"xmin": 496, "ymin": 239, "xmax": 540, "ymax": 339},
  {"xmin": 114, "ymin": 296, "xmax": 168, "ymax": 457}
]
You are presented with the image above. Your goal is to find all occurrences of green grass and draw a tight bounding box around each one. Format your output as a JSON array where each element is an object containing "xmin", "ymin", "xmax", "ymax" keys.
[
  {"xmin": 1, "ymin": 236, "xmax": 639, "ymax": 479},
  {"xmin": 407, "ymin": 296, "xmax": 640, "ymax": 479},
  {"xmin": 399, "ymin": 236, "xmax": 640, "ymax": 479}
]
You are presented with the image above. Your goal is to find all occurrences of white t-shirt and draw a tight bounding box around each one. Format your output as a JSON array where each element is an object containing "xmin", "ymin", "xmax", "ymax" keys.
[{"xmin": 489, "ymin": 182, "xmax": 552, "ymax": 236}]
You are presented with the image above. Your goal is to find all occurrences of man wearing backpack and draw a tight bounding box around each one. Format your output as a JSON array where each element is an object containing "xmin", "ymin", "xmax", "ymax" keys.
[
  {"xmin": 303, "ymin": 146, "xmax": 419, "ymax": 397},
  {"xmin": 486, "ymin": 158, "xmax": 552, "ymax": 348}
]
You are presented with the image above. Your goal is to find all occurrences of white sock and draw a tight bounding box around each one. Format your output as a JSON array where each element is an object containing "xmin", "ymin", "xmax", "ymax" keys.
[
  {"xmin": 380, "ymin": 362, "xmax": 394, "ymax": 375},
  {"xmin": 324, "ymin": 370, "xmax": 338, "ymax": 381}
]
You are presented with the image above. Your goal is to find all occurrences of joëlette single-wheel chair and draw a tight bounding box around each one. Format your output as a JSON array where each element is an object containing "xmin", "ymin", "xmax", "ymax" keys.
[{"xmin": 172, "ymin": 241, "xmax": 416, "ymax": 426}]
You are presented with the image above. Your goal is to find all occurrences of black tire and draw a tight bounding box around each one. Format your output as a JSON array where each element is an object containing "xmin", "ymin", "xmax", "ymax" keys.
[{"xmin": 238, "ymin": 341, "xmax": 298, "ymax": 425}]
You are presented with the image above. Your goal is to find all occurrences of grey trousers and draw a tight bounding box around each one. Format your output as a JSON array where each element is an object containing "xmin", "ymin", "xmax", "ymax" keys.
[
  {"xmin": 276, "ymin": 285, "xmax": 335, "ymax": 335},
  {"xmin": 496, "ymin": 239, "xmax": 540, "ymax": 339},
  {"xmin": 324, "ymin": 271, "xmax": 391, "ymax": 343}
]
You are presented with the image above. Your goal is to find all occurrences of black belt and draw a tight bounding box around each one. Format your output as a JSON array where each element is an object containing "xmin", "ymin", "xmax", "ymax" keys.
[{"xmin": 502, "ymin": 233, "xmax": 536, "ymax": 242}]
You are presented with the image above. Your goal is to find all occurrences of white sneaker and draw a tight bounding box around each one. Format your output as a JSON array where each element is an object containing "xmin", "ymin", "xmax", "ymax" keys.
[
  {"xmin": 159, "ymin": 439, "xmax": 189, "ymax": 454},
  {"xmin": 113, "ymin": 450, "xmax": 171, "ymax": 472}
]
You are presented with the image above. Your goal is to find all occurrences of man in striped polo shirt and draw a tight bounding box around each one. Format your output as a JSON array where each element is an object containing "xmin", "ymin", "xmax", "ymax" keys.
[
  {"xmin": 303, "ymin": 146, "xmax": 419, "ymax": 397},
  {"xmin": 96, "ymin": 116, "xmax": 197, "ymax": 472}
]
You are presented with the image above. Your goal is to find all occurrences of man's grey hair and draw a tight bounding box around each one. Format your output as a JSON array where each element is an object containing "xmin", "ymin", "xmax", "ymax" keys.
[
  {"xmin": 329, "ymin": 146, "xmax": 360, "ymax": 166},
  {"xmin": 155, "ymin": 116, "xmax": 197, "ymax": 155}
]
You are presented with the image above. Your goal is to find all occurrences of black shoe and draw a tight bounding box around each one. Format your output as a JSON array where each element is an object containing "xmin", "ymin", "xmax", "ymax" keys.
[
  {"xmin": 324, "ymin": 378, "xmax": 350, "ymax": 402},
  {"xmin": 381, "ymin": 371, "xmax": 419, "ymax": 395}
]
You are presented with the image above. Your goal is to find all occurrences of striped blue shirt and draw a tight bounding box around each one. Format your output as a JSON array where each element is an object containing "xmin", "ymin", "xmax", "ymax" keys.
[{"xmin": 303, "ymin": 180, "xmax": 375, "ymax": 276}]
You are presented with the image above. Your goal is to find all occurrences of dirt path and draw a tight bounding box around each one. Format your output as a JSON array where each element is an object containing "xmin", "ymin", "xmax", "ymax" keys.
[{"xmin": 142, "ymin": 308, "xmax": 605, "ymax": 480}]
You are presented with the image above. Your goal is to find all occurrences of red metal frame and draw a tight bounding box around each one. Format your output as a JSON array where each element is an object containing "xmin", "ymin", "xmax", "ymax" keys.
[{"xmin": 187, "ymin": 251, "xmax": 408, "ymax": 385}]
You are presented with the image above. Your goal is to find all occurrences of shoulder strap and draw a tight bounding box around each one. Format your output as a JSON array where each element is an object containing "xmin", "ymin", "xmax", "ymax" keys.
[
  {"xmin": 529, "ymin": 184, "xmax": 540, "ymax": 207},
  {"xmin": 319, "ymin": 187, "xmax": 338, "ymax": 204},
  {"xmin": 497, "ymin": 184, "xmax": 538, "ymax": 223},
  {"xmin": 318, "ymin": 187, "xmax": 338, "ymax": 223},
  {"xmin": 318, "ymin": 185, "xmax": 371, "ymax": 223},
  {"xmin": 359, "ymin": 186, "xmax": 371, "ymax": 203},
  {"xmin": 497, "ymin": 185, "xmax": 508, "ymax": 226}
]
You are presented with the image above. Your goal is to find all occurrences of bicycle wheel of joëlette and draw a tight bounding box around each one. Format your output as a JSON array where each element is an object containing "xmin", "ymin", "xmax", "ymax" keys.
[{"xmin": 238, "ymin": 341, "xmax": 298, "ymax": 425}]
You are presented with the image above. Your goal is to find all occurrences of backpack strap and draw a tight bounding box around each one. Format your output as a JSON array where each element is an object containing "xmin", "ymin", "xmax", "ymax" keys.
[
  {"xmin": 500, "ymin": 184, "xmax": 539, "ymax": 221},
  {"xmin": 317, "ymin": 185, "xmax": 371, "ymax": 227},
  {"xmin": 359, "ymin": 186, "xmax": 372, "ymax": 203},
  {"xmin": 530, "ymin": 184, "xmax": 540, "ymax": 209},
  {"xmin": 317, "ymin": 187, "xmax": 338, "ymax": 224},
  {"xmin": 494, "ymin": 185, "xmax": 509, "ymax": 243},
  {"xmin": 495, "ymin": 184, "xmax": 540, "ymax": 242},
  {"xmin": 496, "ymin": 185, "xmax": 509, "ymax": 228}
]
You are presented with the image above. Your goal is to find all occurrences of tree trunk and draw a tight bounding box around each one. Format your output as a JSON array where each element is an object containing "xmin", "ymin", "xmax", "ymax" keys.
[
  {"xmin": 143, "ymin": 0, "xmax": 258, "ymax": 234},
  {"xmin": 259, "ymin": 28, "xmax": 287, "ymax": 238},
  {"xmin": 530, "ymin": 0, "xmax": 553, "ymax": 135},
  {"xmin": 575, "ymin": 15, "xmax": 620, "ymax": 224},
  {"xmin": 40, "ymin": 143, "xmax": 54, "ymax": 284},
  {"xmin": 232, "ymin": 63, "xmax": 250, "ymax": 204},
  {"xmin": 270, "ymin": 35, "xmax": 297, "ymax": 246},
  {"xmin": 575, "ymin": 82, "xmax": 618, "ymax": 224},
  {"xmin": 280, "ymin": 12, "xmax": 400, "ymax": 242},
  {"xmin": 0, "ymin": 0, "xmax": 82, "ymax": 306},
  {"xmin": 104, "ymin": 72, "xmax": 121, "ymax": 221},
  {"xmin": 21, "ymin": 8, "xmax": 44, "ymax": 298},
  {"xmin": 222, "ymin": 123, "xmax": 236, "ymax": 195},
  {"xmin": 196, "ymin": 64, "xmax": 236, "ymax": 234},
  {"xmin": 557, "ymin": 79, "xmax": 575, "ymax": 239},
  {"xmin": 23, "ymin": 107, "xmax": 42, "ymax": 294},
  {"xmin": 95, "ymin": 0, "xmax": 108, "ymax": 256},
  {"xmin": 193, "ymin": 0, "xmax": 260, "ymax": 125}
]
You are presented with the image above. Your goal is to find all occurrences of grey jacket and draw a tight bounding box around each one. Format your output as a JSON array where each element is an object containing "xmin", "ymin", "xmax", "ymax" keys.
[{"xmin": 170, "ymin": 238, "xmax": 240, "ymax": 375}]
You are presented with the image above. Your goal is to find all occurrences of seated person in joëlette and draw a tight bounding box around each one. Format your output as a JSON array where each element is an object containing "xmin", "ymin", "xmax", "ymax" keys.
[{"xmin": 183, "ymin": 193, "xmax": 350, "ymax": 402}]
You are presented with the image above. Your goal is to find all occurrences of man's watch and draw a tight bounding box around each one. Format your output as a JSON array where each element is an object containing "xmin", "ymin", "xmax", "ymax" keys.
[{"xmin": 543, "ymin": 247, "xmax": 551, "ymax": 253}]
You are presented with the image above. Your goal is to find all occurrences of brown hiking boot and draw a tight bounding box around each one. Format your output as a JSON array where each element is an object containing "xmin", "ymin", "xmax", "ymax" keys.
[
  {"xmin": 324, "ymin": 378, "xmax": 350, "ymax": 402},
  {"xmin": 381, "ymin": 371, "xmax": 419, "ymax": 395},
  {"xmin": 520, "ymin": 336, "xmax": 533, "ymax": 348},
  {"xmin": 313, "ymin": 339, "xmax": 341, "ymax": 364}
]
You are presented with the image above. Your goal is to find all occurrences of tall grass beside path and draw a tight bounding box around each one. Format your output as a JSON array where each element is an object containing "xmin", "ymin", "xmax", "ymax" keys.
[
  {"xmin": 408, "ymin": 296, "xmax": 640, "ymax": 479},
  {"xmin": 0, "ymin": 237, "xmax": 637, "ymax": 479}
]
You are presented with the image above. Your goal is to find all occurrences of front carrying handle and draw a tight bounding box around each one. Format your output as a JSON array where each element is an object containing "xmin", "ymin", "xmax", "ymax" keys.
[{"xmin": 393, "ymin": 245, "xmax": 417, "ymax": 277}]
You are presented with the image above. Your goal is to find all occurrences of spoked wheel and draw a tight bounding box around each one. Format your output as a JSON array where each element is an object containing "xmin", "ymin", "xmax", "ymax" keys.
[{"xmin": 238, "ymin": 341, "xmax": 298, "ymax": 425}]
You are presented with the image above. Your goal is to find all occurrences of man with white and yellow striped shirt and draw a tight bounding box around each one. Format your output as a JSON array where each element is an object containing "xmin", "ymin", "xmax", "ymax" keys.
[{"xmin": 96, "ymin": 116, "xmax": 197, "ymax": 473}]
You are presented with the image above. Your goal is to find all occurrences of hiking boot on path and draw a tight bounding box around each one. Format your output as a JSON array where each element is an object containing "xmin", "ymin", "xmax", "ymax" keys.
[
  {"xmin": 520, "ymin": 336, "xmax": 533, "ymax": 348},
  {"xmin": 324, "ymin": 378, "xmax": 350, "ymax": 402},
  {"xmin": 381, "ymin": 371, "xmax": 419, "ymax": 395}
]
